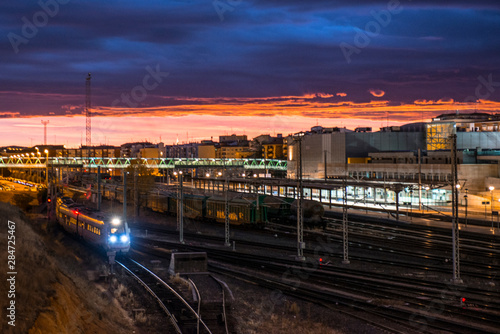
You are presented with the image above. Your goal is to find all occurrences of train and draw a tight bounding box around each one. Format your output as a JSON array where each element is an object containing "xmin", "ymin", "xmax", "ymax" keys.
[
  {"xmin": 147, "ymin": 192, "xmax": 269, "ymax": 225},
  {"xmin": 55, "ymin": 197, "xmax": 130, "ymax": 254},
  {"xmin": 100, "ymin": 184, "xmax": 325, "ymax": 226},
  {"xmin": 65, "ymin": 182, "xmax": 325, "ymax": 226}
]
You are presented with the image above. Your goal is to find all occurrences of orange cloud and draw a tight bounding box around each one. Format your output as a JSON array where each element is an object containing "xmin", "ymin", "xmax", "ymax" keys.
[
  {"xmin": 369, "ymin": 89, "xmax": 385, "ymax": 97},
  {"xmin": 3, "ymin": 91, "xmax": 500, "ymax": 147}
]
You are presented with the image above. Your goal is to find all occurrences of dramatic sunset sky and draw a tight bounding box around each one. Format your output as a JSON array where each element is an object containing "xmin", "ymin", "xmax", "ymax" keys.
[{"xmin": 1, "ymin": 1, "xmax": 499, "ymax": 147}]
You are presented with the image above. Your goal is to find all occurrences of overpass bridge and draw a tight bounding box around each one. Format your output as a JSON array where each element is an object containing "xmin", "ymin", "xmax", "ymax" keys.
[{"xmin": 0, "ymin": 156, "xmax": 288, "ymax": 171}]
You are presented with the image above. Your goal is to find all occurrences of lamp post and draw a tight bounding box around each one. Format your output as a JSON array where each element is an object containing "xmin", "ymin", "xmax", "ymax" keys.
[
  {"xmin": 425, "ymin": 186, "xmax": 430, "ymax": 212},
  {"xmin": 456, "ymin": 184, "xmax": 461, "ymax": 227},
  {"xmin": 44, "ymin": 149, "xmax": 49, "ymax": 187},
  {"xmin": 293, "ymin": 132, "xmax": 306, "ymax": 262},
  {"xmin": 410, "ymin": 189, "xmax": 414, "ymax": 220},
  {"xmin": 464, "ymin": 188, "xmax": 468, "ymax": 228},
  {"xmin": 45, "ymin": 149, "xmax": 49, "ymax": 219},
  {"xmin": 178, "ymin": 171, "xmax": 184, "ymax": 244},
  {"xmin": 489, "ymin": 186, "xmax": 495, "ymax": 227}
]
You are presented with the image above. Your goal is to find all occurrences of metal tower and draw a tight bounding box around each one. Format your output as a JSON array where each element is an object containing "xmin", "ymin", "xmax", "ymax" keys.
[
  {"xmin": 342, "ymin": 162, "xmax": 350, "ymax": 264},
  {"xmin": 294, "ymin": 134, "xmax": 305, "ymax": 261},
  {"xmin": 450, "ymin": 134, "xmax": 462, "ymax": 284},
  {"xmin": 41, "ymin": 120, "xmax": 49, "ymax": 145},
  {"xmin": 224, "ymin": 174, "xmax": 231, "ymax": 247},
  {"xmin": 85, "ymin": 73, "xmax": 92, "ymax": 154}
]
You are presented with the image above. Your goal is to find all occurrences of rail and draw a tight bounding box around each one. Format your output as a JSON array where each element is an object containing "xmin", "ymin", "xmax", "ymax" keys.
[
  {"xmin": 120, "ymin": 258, "xmax": 213, "ymax": 334},
  {"xmin": 116, "ymin": 260, "xmax": 182, "ymax": 334}
]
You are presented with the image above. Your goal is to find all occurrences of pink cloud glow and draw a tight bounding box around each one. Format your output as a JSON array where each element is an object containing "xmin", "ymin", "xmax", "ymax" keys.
[{"xmin": 0, "ymin": 115, "xmax": 407, "ymax": 148}]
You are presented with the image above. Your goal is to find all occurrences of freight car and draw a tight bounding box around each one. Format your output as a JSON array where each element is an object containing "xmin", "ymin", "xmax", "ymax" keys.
[
  {"xmin": 290, "ymin": 199, "xmax": 325, "ymax": 225},
  {"xmin": 169, "ymin": 194, "xmax": 208, "ymax": 220},
  {"xmin": 205, "ymin": 196, "xmax": 267, "ymax": 225},
  {"xmin": 264, "ymin": 196, "xmax": 295, "ymax": 223},
  {"xmin": 55, "ymin": 197, "xmax": 130, "ymax": 254},
  {"xmin": 99, "ymin": 184, "xmax": 325, "ymax": 226}
]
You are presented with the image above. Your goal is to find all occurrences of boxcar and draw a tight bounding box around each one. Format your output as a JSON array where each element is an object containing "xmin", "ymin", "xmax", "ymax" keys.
[
  {"xmin": 206, "ymin": 196, "xmax": 267, "ymax": 225},
  {"xmin": 148, "ymin": 192, "xmax": 170, "ymax": 213},
  {"xmin": 264, "ymin": 196, "xmax": 295, "ymax": 222}
]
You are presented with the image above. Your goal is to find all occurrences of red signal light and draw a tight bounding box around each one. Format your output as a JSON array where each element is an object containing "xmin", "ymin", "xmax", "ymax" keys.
[
  {"xmin": 47, "ymin": 198, "xmax": 51, "ymax": 203},
  {"xmin": 461, "ymin": 297, "xmax": 466, "ymax": 303}
]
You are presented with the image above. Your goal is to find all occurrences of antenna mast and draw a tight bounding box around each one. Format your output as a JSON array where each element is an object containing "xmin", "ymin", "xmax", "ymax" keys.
[
  {"xmin": 86, "ymin": 73, "xmax": 92, "ymax": 155},
  {"xmin": 41, "ymin": 120, "xmax": 49, "ymax": 145}
]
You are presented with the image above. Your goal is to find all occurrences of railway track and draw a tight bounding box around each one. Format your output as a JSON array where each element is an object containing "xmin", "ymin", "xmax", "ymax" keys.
[
  {"xmin": 134, "ymin": 236, "xmax": 500, "ymax": 309},
  {"xmin": 209, "ymin": 264, "xmax": 499, "ymax": 334},
  {"xmin": 133, "ymin": 223, "xmax": 500, "ymax": 280},
  {"xmin": 133, "ymin": 237, "xmax": 500, "ymax": 334},
  {"xmin": 324, "ymin": 217, "xmax": 500, "ymax": 252},
  {"xmin": 116, "ymin": 257, "xmax": 213, "ymax": 334},
  {"xmin": 187, "ymin": 274, "xmax": 234, "ymax": 334}
]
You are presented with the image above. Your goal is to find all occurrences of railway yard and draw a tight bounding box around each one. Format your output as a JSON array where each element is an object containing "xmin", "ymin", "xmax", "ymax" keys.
[
  {"xmin": 2, "ymin": 177, "xmax": 500, "ymax": 333},
  {"xmin": 96, "ymin": 184, "xmax": 500, "ymax": 334}
]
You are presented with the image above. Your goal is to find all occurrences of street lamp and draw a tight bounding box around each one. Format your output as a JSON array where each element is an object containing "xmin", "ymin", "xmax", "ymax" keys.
[
  {"xmin": 425, "ymin": 186, "xmax": 430, "ymax": 212},
  {"xmin": 44, "ymin": 150, "xmax": 49, "ymax": 186},
  {"xmin": 44, "ymin": 149, "xmax": 49, "ymax": 219},
  {"xmin": 409, "ymin": 189, "xmax": 413, "ymax": 220},
  {"xmin": 464, "ymin": 188, "xmax": 468, "ymax": 228},
  {"xmin": 489, "ymin": 186, "xmax": 495, "ymax": 227}
]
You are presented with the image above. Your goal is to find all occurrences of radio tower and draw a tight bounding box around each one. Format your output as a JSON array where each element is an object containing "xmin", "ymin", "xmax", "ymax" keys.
[
  {"xmin": 41, "ymin": 120, "xmax": 49, "ymax": 145},
  {"xmin": 85, "ymin": 73, "xmax": 92, "ymax": 156}
]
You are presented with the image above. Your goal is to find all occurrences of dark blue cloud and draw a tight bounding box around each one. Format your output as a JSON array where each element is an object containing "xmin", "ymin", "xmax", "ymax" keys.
[{"xmin": 0, "ymin": 0, "xmax": 499, "ymax": 117}]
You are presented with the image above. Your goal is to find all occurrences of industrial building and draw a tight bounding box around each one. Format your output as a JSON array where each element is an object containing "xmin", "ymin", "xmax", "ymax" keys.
[{"xmin": 287, "ymin": 112, "xmax": 500, "ymax": 207}]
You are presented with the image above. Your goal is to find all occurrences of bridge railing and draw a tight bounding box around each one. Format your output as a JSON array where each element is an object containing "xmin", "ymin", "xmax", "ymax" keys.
[{"xmin": 0, "ymin": 157, "xmax": 288, "ymax": 171}]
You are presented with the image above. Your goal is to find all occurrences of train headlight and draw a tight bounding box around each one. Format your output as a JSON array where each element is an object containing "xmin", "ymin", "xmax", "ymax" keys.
[
  {"xmin": 109, "ymin": 235, "xmax": 117, "ymax": 243},
  {"xmin": 111, "ymin": 218, "xmax": 121, "ymax": 226},
  {"xmin": 120, "ymin": 235, "xmax": 128, "ymax": 243}
]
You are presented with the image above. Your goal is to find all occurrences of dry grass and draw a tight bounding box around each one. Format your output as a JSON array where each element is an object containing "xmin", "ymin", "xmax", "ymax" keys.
[
  {"xmin": 227, "ymin": 281, "xmax": 377, "ymax": 334},
  {"xmin": 0, "ymin": 202, "xmax": 136, "ymax": 334},
  {"xmin": 134, "ymin": 309, "xmax": 148, "ymax": 325},
  {"xmin": 0, "ymin": 202, "xmax": 57, "ymax": 334},
  {"xmin": 170, "ymin": 273, "xmax": 192, "ymax": 293}
]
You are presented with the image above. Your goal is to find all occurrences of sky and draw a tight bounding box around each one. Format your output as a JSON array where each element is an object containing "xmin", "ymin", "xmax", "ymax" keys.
[{"xmin": 1, "ymin": 0, "xmax": 499, "ymax": 147}]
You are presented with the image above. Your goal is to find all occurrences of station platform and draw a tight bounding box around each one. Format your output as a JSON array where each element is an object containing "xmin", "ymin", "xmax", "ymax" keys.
[{"xmin": 324, "ymin": 202, "xmax": 499, "ymax": 236}]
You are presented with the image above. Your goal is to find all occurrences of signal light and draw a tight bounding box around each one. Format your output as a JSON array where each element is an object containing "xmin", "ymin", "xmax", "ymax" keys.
[{"xmin": 47, "ymin": 198, "xmax": 51, "ymax": 203}]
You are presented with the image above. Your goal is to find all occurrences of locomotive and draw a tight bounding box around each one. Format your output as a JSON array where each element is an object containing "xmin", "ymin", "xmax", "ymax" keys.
[{"xmin": 55, "ymin": 197, "xmax": 130, "ymax": 254}]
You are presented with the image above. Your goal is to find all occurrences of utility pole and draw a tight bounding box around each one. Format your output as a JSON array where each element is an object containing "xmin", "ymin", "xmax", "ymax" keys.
[
  {"xmin": 450, "ymin": 134, "xmax": 462, "ymax": 284},
  {"xmin": 45, "ymin": 149, "xmax": 50, "ymax": 219},
  {"xmin": 294, "ymin": 134, "xmax": 305, "ymax": 261},
  {"xmin": 123, "ymin": 172, "xmax": 127, "ymax": 222},
  {"xmin": 224, "ymin": 174, "xmax": 231, "ymax": 247},
  {"xmin": 418, "ymin": 148, "xmax": 422, "ymax": 210},
  {"xmin": 134, "ymin": 168, "xmax": 139, "ymax": 220},
  {"xmin": 178, "ymin": 171, "xmax": 184, "ymax": 244},
  {"xmin": 324, "ymin": 150, "xmax": 328, "ymax": 182},
  {"xmin": 97, "ymin": 166, "xmax": 101, "ymax": 211},
  {"xmin": 85, "ymin": 73, "xmax": 92, "ymax": 157},
  {"xmin": 41, "ymin": 120, "xmax": 49, "ymax": 146},
  {"xmin": 342, "ymin": 162, "xmax": 350, "ymax": 264}
]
